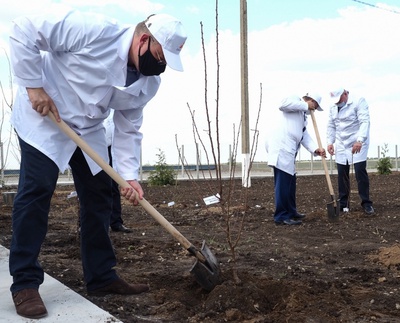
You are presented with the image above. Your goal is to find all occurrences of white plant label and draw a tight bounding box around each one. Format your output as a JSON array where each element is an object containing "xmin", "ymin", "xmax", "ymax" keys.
[{"xmin": 203, "ymin": 193, "xmax": 220, "ymax": 205}]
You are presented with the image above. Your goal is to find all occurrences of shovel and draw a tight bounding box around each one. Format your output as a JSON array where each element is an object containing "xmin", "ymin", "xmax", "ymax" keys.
[
  {"xmin": 48, "ymin": 112, "xmax": 220, "ymax": 291},
  {"xmin": 310, "ymin": 110, "xmax": 339, "ymax": 222}
]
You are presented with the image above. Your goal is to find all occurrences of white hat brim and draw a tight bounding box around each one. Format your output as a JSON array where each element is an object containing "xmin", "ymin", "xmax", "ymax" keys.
[{"xmin": 163, "ymin": 48, "xmax": 183, "ymax": 71}]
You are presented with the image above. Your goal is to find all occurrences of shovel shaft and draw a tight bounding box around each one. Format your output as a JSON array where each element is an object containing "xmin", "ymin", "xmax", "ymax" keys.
[
  {"xmin": 310, "ymin": 110, "xmax": 337, "ymax": 205},
  {"xmin": 48, "ymin": 112, "xmax": 206, "ymax": 263}
]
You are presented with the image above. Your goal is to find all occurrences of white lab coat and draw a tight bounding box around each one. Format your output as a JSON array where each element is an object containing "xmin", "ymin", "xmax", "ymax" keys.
[
  {"xmin": 9, "ymin": 10, "xmax": 160, "ymax": 180},
  {"xmin": 326, "ymin": 93, "xmax": 370, "ymax": 165},
  {"xmin": 104, "ymin": 110, "xmax": 117, "ymax": 169},
  {"xmin": 265, "ymin": 96, "xmax": 319, "ymax": 175},
  {"xmin": 104, "ymin": 111, "xmax": 114, "ymax": 148}
]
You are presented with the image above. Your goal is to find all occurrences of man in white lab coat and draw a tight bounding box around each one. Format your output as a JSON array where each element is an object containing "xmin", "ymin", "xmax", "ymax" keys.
[
  {"xmin": 327, "ymin": 88, "xmax": 374, "ymax": 215},
  {"xmin": 8, "ymin": 10, "xmax": 187, "ymax": 319},
  {"xmin": 266, "ymin": 93, "xmax": 326, "ymax": 225}
]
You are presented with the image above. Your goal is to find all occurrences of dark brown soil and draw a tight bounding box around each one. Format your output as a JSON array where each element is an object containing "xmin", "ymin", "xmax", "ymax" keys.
[{"xmin": 2, "ymin": 172, "xmax": 400, "ymax": 323}]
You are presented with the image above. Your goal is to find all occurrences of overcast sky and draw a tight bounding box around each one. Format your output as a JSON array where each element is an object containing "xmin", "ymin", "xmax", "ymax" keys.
[{"xmin": 1, "ymin": 0, "xmax": 400, "ymax": 168}]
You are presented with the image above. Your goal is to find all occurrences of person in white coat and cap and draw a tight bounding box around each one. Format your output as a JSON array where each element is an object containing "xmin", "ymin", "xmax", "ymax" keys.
[
  {"xmin": 327, "ymin": 88, "xmax": 374, "ymax": 215},
  {"xmin": 8, "ymin": 10, "xmax": 187, "ymax": 319},
  {"xmin": 266, "ymin": 92, "xmax": 326, "ymax": 225}
]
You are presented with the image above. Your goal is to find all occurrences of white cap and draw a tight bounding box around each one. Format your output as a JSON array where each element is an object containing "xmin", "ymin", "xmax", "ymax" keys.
[
  {"xmin": 146, "ymin": 14, "xmax": 187, "ymax": 71},
  {"xmin": 329, "ymin": 88, "xmax": 345, "ymax": 105},
  {"xmin": 304, "ymin": 92, "xmax": 323, "ymax": 111}
]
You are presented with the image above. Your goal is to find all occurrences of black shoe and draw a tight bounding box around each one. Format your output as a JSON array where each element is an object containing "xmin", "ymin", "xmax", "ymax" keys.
[
  {"xmin": 111, "ymin": 224, "xmax": 132, "ymax": 233},
  {"xmin": 364, "ymin": 205, "xmax": 375, "ymax": 215},
  {"xmin": 293, "ymin": 213, "xmax": 306, "ymax": 219},
  {"xmin": 275, "ymin": 219, "xmax": 302, "ymax": 226}
]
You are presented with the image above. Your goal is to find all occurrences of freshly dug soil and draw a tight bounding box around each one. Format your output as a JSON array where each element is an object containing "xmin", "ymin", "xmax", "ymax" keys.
[{"xmin": 1, "ymin": 172, "xmax": 400, "ymax": 322}]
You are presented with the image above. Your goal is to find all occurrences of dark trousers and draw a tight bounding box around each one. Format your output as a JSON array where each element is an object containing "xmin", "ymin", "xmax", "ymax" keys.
[
  {"xmin": 107, "ymin": 146, "xmax": 123, "ymax": 228},
  {"xmin": 337, "ymin": 161, "xmax": 372, "ymax": 209},
  {"xmin": 273, "ymin": 167, "xmax": 297, "ymax": 222},
  {"xmin": 10, "ymin": 138, "xmax": 118, "ymax": 293}
]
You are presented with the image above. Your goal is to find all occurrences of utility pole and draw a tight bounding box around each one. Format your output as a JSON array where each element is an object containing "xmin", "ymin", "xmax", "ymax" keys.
[{"xmin": 240, "ymin": 0, "xmax": 250, "ymax": 187}]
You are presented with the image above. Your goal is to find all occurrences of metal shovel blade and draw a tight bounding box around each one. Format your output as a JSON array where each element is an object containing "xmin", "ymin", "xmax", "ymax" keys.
[
  {"xmin": 189, "ymin": 240, "xmax": 221, "ymax": 292},
  {"xmin": 327, "ymin": 199, "xmax": 340, "ymax": 222}
]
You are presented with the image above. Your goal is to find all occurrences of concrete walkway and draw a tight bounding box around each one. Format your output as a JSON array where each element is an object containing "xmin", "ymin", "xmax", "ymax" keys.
[{"xmin": 0, "ymin": 245, "xmax": 122, "ymax": 323}]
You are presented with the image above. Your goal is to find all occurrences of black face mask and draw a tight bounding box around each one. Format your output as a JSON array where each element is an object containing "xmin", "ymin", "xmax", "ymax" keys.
[{"xmin": 138, "ymin": 39, "xmax": 166, "ymax": 76}]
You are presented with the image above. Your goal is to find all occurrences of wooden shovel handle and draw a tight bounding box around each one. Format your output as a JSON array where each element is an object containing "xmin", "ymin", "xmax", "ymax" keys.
[
  {"xmin": 48, "ymin": 112, "xmax": 206, "ymax": 261},
  {"xmin": 309, "ymin": 110, "xmax": 336, "ymax": 198}
]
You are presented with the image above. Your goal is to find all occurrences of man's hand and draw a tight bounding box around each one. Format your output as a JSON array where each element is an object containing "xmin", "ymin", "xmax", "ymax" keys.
[
  {"xmin": 307, "ymin": 100, "xmax": 318, "ymax": 111},
  {"xmin": 327, "ymin": 144, "xmax": 335, "ymax": 156},
  {"xmin": 26, "ymin": 87, "xmax": 61, "ymax": 122},
  {"xmin": 315, "ymin": 148, "xmax": 326, "ymax": 158},
  {"xmin": 120, "ymin": 180, "xmax": 144, "ymax": 206},
  {"xmin": 352, "ymin": 141, "xmax": 362, "ymax": 154}
]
